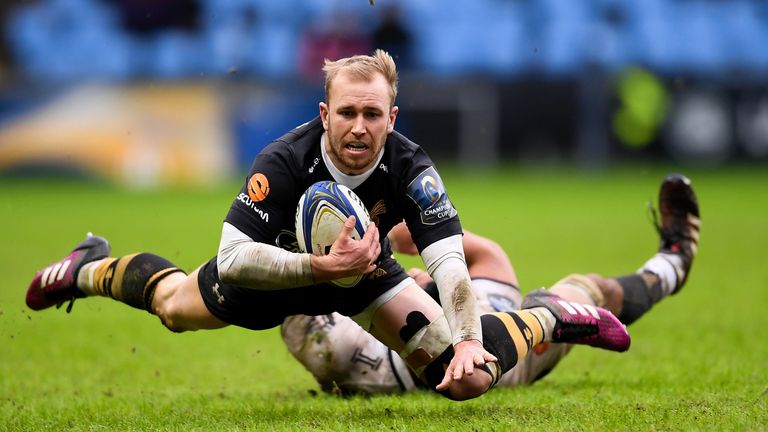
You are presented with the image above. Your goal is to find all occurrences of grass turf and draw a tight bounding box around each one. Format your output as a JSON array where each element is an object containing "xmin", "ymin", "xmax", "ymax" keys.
[{"xmin": 1, "ymin": 165, "xmax": 766, "ymax": 431}]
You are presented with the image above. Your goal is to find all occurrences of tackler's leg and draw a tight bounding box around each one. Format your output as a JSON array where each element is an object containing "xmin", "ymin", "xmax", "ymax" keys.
[
  {"xmin": 608, "ymin": 173, "xmax": 701, "ymax": 324},
  {"xmin": 558, "ymin": 174, "xmax": 701, "ymax": 326},
  {"xmin": 498, "ymin": 274, "xmax": 609, "ymax": 387},
  {"xmin": 281, "ymin": 313, "xmax": 417, "ymax": 395},
  {"xmin": 360, "ymin": 280, "xmax": 623, "ymax": 400},
  {"xmin": 280, "ymin": 277, "xmax": 524, "ymax": 396},
  {"xmin": 499, "ymin": 175, "xmax": 700, "ymax": 386}
]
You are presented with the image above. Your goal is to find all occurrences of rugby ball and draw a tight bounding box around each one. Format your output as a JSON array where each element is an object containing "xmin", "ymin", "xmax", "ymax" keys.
[{"xmin": 295, "ymin": 181, "xmax": 372, "ymax": 288}]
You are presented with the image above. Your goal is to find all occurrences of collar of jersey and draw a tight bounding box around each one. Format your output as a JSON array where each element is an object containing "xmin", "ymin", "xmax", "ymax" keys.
[{"xmin": 320, "ymin": 133, "xmax": 384, "ymax": 190}]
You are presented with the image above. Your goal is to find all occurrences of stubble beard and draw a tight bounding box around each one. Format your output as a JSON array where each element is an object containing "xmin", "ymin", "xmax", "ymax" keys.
[{"xmin": 326, "ymin": 126, "xmax": 379, "ymax": 175}]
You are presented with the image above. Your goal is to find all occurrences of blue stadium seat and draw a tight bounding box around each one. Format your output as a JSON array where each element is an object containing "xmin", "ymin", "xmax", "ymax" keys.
[
  {"xmin": 7, "ymin": 0, "xmax": 131, "ymax": 82},
  {"xmin": 248, "ymin": 25, "xmax": 300, "ymax": 78},
  {"xmin": 5, "ymin": 0, "xmax": 768, "ymax": 81},
  {"xmin": 537, "ymin": 0, "xmax": 592, "ymax": 75},
  {"xmin": 718, "ymin": 1, "xmax": 768, "ymax": 74},
  {"xmin": 153, "ymin": 31, "xmax": 213, "ymax": 79},
  {"xmin": 483, "ymin": 3, "xmax": 531, "ymax": 75},
  {"xmin": 626, "ymin": 0, "xmax": 681, "ymax": 75},
  {"xmin": 678, "ymin": 1, "xmax": 727, "ymax": 77}
]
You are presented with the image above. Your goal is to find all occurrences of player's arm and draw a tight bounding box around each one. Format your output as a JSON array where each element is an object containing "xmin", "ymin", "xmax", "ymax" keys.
[
  {"xmin": 420, "ymin": 235, "xmax": 481, "ymax": 345},
  {"xmin": 420, "ymin": 235, "xmax": 496, "ymax": 389},
  {"xmin": 217, "ymin": 222, "xmax": 314, "ymax": 289},
  {"xmin": 218, "ymin": 218, "xmax": 380, "ymax": 289}
]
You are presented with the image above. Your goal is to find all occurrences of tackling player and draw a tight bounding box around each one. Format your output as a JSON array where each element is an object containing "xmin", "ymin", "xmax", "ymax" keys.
[
  {"xmin": 282, "ymin": 175, "xmax": 701, "ymax": 394},
  {"xmin": 25, "ymin": 50, "xmax": 630, "ymax": 401}
]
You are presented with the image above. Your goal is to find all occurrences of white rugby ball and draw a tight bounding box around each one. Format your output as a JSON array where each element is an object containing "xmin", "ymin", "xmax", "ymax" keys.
[{"xmin": 295, "ymin": 181, "xmax": 372, "ymax": 288}]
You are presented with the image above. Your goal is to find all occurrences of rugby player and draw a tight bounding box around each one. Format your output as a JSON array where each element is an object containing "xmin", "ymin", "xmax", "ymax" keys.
[
  {"xmin": 282, "ymin": 174, "xmax": 700, "ymax": 394},
  {"xmin": 26, "ymin": 50, "xmax": 631, "ymax": 401}
]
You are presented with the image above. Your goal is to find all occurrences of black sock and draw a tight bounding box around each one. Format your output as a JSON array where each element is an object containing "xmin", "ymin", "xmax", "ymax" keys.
[
  {"xmin": 91, "ymin": 253, "xmax": 185, "ymax": 311},
  {"xmin": 616, "ymin": 273, "xmax": 663, "ymax": 325}
]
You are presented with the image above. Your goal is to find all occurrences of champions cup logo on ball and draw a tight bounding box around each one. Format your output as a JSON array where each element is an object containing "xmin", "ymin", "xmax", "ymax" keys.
[{"xmin": 247, "ymin": 173, "xmax": 270, "ymax": 202}]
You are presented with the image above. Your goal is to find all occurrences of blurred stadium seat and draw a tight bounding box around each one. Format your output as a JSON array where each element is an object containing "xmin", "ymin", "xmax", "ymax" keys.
[
  {"xmin": 4, "ymin": 0, "xmax": 767, "ymax": 81},
  {"xmin": 0, "ymin": 0, "xmax": 766, "ymax": 181}
]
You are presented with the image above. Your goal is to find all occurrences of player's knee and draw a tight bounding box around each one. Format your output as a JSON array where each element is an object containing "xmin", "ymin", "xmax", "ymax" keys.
[
  {"xmin": 479, "ymin": 237, "xmax": 514, "ymax": 268},
  {"xmin": 585, "ymin": 273, "xmax": 607, "ymax": 288},
  {"xmin": 153, "ymin": 294, "xmax": 188, "ymax": 333},
  {"xmin": 586, "ymin": 273, "xmax": 623, "ymax": 314},
  {"xmin": 550, "ymin": 273, "xmax": 605, "ymax": 306},
  {"xmin": 483, "ymin": 238, "xmax": 508, "ymax": 262},
  {"xmin": 399, "ymin": 312, "xmax": 453, "ymax": 372}
]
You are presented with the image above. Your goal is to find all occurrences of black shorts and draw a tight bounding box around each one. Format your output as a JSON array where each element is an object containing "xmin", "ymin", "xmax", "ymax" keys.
[{"xmin": 198, "ymin": 255, "xmax": 409, "ymax": 330}]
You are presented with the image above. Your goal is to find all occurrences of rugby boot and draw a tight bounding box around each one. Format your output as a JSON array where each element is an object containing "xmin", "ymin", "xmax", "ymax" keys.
[
  {"xmin": 522, "ymin": 290, "xmax": 630, "ymax": 352},
  {"xmin": 652, "ymin": 173, "xmax": 700, "ymax": 293},
  {"xmin": 26, "ymin": 233, "xmax": 110, "ymax": 312}
]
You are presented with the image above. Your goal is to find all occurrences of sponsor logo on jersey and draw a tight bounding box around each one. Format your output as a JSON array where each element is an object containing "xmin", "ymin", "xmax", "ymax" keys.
[
  {"xmin": 236, "ymin": 192, "xmax": 270, "ymax": 222},
  {"xmin": 406, "ymin": 167, "xmax": 457, "ymax": 225},
  {"xmin": 247, "ymin": 173, "xmax": 270, "ymax": 202},
  {"xmin": 369, "ymin": 200, "xmax": 387, "ymax": 224}
]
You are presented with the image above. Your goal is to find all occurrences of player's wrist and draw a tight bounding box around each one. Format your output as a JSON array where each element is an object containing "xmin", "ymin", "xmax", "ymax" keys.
[
  {"xmin": 309, "ymin": 254, "xmax": 353, "ymax": 283},
  {"xmin": 454, "ymin": 338, "xmax": 482, "ymax": 348},
  {"xmin": 309, "ymin": 254, "xmax": 332, "ymax": 283}
]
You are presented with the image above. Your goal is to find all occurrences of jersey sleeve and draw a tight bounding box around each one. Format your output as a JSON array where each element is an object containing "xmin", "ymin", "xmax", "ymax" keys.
[
  {"xmin": 225, "ymin": 146, "xmax": 298, "ymax": 243},
  {"xmin": 398, "ymin": 148, "xmax": 463, "ymax": 252}
]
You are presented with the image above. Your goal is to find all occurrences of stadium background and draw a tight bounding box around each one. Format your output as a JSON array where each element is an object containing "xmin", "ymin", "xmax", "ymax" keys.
[
  {"xmin": 0, "ymin": 1, "xmax": 766, "ymax": 430},
  {"xmin": 0, "ymin": 0, "xmax": 767, "ymax": 184}
]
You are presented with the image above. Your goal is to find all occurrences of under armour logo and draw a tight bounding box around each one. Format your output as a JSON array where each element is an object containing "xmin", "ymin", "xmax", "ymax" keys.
[{"xmin": 212, "ymin": 283, "xmax": 225, "ymax": 304}]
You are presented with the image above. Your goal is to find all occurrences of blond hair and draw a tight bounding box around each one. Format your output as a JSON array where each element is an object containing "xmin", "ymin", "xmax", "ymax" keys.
[{"xmin": 322, "ymin": 49, "xmax": 399, "ymax": 106}]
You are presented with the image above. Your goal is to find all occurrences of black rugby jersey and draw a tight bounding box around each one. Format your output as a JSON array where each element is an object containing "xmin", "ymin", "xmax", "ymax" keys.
[{"xmin": 225, "ymin": 116, "xmax": 462, "ymax": 258}]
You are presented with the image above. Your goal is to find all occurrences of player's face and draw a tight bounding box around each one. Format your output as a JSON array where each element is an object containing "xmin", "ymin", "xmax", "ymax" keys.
[{"xmin": 319, "ymin": 71, "xmax": 398, "ymax": 175}]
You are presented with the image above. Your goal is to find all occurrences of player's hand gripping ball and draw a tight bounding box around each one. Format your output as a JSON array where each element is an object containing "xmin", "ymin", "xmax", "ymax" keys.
[{"xmin": 295, "ymin": 181, "xmax": 372, "ymax": 288}]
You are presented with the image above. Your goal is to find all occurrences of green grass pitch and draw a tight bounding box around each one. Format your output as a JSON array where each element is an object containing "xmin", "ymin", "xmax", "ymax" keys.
[{"xmin": 1, "ymin": 165, "xmax": 766, "ymax": 431}]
